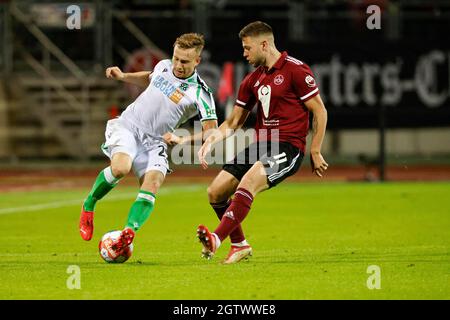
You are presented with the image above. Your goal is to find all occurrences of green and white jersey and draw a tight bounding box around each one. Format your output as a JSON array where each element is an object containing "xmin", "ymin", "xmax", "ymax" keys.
[{"xmin": 120, "ymin": 59, "xmax": 217, "ymax": 138}]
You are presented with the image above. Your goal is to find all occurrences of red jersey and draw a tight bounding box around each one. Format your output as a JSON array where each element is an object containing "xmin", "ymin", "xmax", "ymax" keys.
[{"xmin": 236, "ymin": 51, "xmax": 319, "ymax": 152}]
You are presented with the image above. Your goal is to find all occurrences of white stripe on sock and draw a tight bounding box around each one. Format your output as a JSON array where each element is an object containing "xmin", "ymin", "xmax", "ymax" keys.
[
  {"xmin": 103, "ymin": 167, "xmax": 120, "ymax": 184},
  {"xmin": 235, "ymin": 190, "xmax": 253, "ymax": 201},
  {"xmin": 137, "ymin": 193, "xmax": 155, "ymax": 204}
]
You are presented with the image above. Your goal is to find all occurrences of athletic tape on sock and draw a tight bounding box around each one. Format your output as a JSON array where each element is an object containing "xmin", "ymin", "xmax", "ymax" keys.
[
  {"xmin": 103, "ymin": 167, "xmax": 120, "ymax": 185},
  {"xmin": 137, "ymin": 192, "xmax": 156, "ymax": 204}
]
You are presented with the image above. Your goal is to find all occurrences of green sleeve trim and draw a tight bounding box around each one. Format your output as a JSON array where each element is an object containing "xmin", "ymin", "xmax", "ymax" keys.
[{"xmin": 200, "ymin": 117, "xmax": 218, "ymax": 121}]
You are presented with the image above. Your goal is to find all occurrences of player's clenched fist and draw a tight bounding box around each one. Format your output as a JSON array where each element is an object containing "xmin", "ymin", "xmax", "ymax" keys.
[{"xmin": 105, "ymin": 66, "xmax": 125, "ymax": 80}]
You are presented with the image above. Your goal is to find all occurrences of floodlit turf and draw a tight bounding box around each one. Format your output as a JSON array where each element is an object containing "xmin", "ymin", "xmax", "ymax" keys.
[{"xmin": 0, "ymin": 182, "xmax": 449, "ymax": 299}]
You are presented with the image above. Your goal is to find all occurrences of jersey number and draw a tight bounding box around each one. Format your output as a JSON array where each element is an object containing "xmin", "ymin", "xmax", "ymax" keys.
[
  {"xmin": 158, "ymin": 146, "xmax": 166, "ymax": 157},
  {"xmin": 158, "ymin": 146, "xmax": 169, "ymax": 166},
  {"xmin": 258, "ymin": 85, "xmax": 271, "ymax": 118}
]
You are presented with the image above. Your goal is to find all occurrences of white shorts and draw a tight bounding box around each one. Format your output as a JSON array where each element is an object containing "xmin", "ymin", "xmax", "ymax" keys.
[{"xmin": 101, "ymin": 118, "xmax": 170, "ymax": 179}]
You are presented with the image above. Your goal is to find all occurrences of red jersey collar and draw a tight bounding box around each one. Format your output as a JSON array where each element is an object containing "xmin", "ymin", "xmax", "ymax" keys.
[{"xmin": 267, "ymin": 51, "xmax": 288, "ymax": 71}]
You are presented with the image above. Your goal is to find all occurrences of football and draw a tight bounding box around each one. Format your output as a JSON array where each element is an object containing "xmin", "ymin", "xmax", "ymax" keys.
[{"xmin": 98, "ymin": 230, "xmax": 134, "ymax": 263}]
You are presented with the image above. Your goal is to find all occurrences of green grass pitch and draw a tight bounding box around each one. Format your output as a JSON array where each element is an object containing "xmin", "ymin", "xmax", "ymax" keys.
[{"xmin": 0, "ymin": 182, "xmax": 449, "ymax": 299}]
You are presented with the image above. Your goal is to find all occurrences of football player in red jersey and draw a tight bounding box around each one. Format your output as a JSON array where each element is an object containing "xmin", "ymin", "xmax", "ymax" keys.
[{"xmin": 196, "ymin": 21, "xmax": 328, "ymax": 264}]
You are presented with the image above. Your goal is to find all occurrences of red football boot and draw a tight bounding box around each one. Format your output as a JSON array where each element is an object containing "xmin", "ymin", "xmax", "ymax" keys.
[
  {"xmin": 222, "ymin": 245, "xmax": 253, "ymax": 264},
  {"xmin": 197, "ymin": 225, "xmax": 217, "ymax": 260},
  {"xmin": 113, "ymin": 227, "xmax": 135, "ymax": 253},
  {"xmin": 79, "ymin": 205, "xmax": 94, "ymax": 241}
]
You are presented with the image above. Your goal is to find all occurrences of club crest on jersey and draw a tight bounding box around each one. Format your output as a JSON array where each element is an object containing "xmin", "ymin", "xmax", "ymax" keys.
[
  {"xmin": 274, "ymin": 74, "xmax": 284, "ymax": 85},
  {"xmin": 305, "ymin": 75, "xmax": 316, "ymax": 88},
  {"xmin": 179, "ymin": 83, "xmax": 188, "ymax": 91}
]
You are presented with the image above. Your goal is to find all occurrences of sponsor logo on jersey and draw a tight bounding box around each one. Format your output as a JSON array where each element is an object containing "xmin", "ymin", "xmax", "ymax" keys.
[
  {"xmin": 262, "ymin": 118, "xmax": 279, "ymax": 127},
  {"xmin": 274, "ymin": 74, "xmax": 284, "ymax": 85},
  {"xmin": 170, "ymin": 88, "xmax": 184, "ymax": 104},
  {"xmin": 257, "ymin": 85, "xmax": 271, "ymax": 118},
  {"xmin": 152, "ymin": 74, "xmax": 185, "ymax": 103},
  {"xmin": 305, "ymin": 75, "xmax": 316, "ymax": 88}
]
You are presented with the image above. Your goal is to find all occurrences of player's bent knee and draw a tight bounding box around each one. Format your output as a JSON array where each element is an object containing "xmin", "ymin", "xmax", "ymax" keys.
[
  {"xmin": 207, "ymin": 184, "xmax": 227, "ymax": 203},
  {"xmin": 110, "ymin": 163, "xmax": 131, "ymax": 178},
  {"xmin": 207, "ymin": 185, "xmax": 219, "ymax": 202}
]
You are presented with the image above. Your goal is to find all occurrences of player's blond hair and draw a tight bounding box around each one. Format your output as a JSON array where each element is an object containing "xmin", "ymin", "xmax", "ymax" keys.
[
  {"xmin": 239, "ymin": 21, "xmax": 273, "ymax": 39},
  {"xmin": 173, "ymin": 33, "xmax": 205, "ymax": 54}
]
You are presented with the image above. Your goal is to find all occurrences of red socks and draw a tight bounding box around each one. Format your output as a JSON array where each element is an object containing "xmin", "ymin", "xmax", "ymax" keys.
[
  {"xmin": 210, "ymin": 199, "xmax": 246, "ymax": 243},
  {"xmin": 214, "ymin": 188, "xmax": 254, "ymax": 242}
]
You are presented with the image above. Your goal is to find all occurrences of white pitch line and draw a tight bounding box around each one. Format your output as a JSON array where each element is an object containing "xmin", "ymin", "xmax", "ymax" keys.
[{"xmin": 0, "ymin": 184, "xmax": 203, "ymax": 216}]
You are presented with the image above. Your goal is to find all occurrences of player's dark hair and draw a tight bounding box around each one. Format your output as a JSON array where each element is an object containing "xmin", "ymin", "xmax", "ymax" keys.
[
  {"xmin": 239, "ymin": 21, "xmax": 273, "ymax": 39},
  {"xmin": 174, "ymin": 33, "xmax": 205, "ymax": 54}
]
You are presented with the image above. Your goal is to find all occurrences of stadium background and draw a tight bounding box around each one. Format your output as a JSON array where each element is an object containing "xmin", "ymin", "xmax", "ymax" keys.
[
  {"xmin": 1, "ymin": 0, "xmax": 449, "ymax": 178},
  {"xmin": 0, "ymin": 0, "xmax": 449, "ymax": 300}
]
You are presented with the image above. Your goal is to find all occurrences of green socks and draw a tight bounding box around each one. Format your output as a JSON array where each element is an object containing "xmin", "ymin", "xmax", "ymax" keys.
[
  {"xmin": 125, "ymin": 190, "xmax": 156, "ymax": 232},
  {"xmin": 83, "ymin": 167, "xmax": 155, "ymax": 232},
  {"xmin": 83, "ymin": 167, "xmax": 120, "ymax": 212}
]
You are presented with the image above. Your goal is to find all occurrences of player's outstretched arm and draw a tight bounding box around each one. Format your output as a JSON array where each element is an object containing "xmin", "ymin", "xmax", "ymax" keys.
[
  {"xmin": 304, "ymin": 94, "xmax": 329, "ymax": 177},
  {"xmin": 163, "ymin": 120, "xmax": 218, "ymax": 146},
  {"xmin": 105, "ymin": 66, "xmax": 152, "ymax": 88},
  {"xmin": 198, "ymin": 106, "xmax": 250, "ymax": 169}
]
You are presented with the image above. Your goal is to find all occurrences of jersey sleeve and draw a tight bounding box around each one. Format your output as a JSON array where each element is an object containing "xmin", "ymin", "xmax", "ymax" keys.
[
  {"xmin": 149, "ymin": 60, "xmax": 166, "ymax": 81},
  {"xmin": 153, "ymin": 59, "xmax": 171, "ymax": 73},
  {"xmin": 196, "ymin": 86, "xmax": 218, "ymax": 122},
  {"xmin": 292, "ymin": 63, "xmax": 320, "ymax": 103},
  {"xmin": 235, "ymin": 73, "xmax": 257, "ymax": 110}
]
